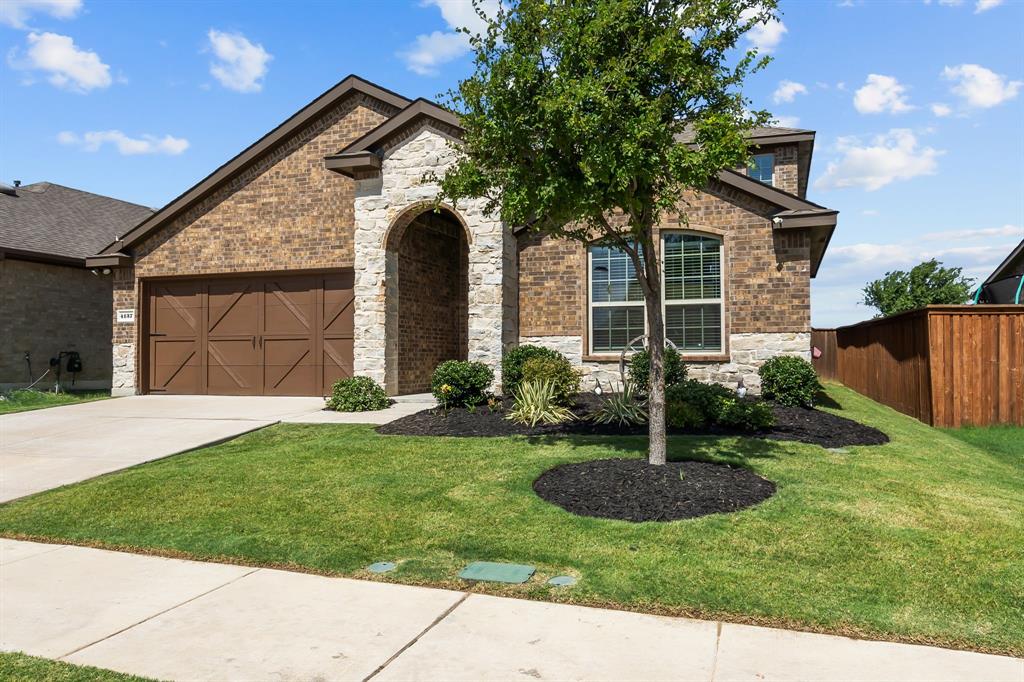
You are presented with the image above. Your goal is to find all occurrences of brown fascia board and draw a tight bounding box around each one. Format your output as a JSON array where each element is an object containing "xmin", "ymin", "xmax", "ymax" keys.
[
  {"xmin": 335, "ymin": 98, "xmax": 463, "ymax": 156},
  {"xmin": 85, "ymin": 252, "xmax": 132, "ymax": 268},
  {"xmin": 1, "ymin": 247, "xmax": 85, "ymax": 268},
  {"xmin": 716, "ymin": 169, "xmax": 830, "ymax": 212},
  {"xmin": 324, "ymin": 151, "xmax": 381, "ymax": 177},
  {"xmin": 97, "ymin": 75, "xmax": 412, "ymax": 256}
]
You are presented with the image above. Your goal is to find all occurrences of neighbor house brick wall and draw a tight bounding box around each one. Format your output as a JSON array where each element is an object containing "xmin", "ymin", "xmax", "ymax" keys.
[
  {"xmin": 112, "ymin": 94, "xmax": 397, "ymax": 394},
  {"xmin": 0, "ymin": 257, "xmax": 112, "ymax": 390}
]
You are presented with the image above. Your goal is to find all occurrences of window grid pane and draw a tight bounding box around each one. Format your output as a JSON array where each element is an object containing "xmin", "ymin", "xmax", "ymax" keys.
[
  {"xmin": 591, "ymin": 245, "xmax": 643, "ymax": 303},
  {"xmin": 664, "ymin": 234, "xmax": 721, "ymax": 302},
  {"xmin": 666, "ymin": 303, "xmax": 722, "ymax": 352},
  {"xmin": 592, "ymin": 305, "xmax": 645, "ymax": 352},
  {"xmin": 749, "ymin": 154, "xmax": 774, "ymax": 185}
]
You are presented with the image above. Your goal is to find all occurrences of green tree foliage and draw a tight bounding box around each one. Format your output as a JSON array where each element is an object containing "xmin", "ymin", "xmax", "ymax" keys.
[
  {"xmin": 862, "ymin": 259, "xmax": 974, "ymax": 317},
  {"xmin": 436, "ymin": 0, "xmax": 777, "ymax": 464}
]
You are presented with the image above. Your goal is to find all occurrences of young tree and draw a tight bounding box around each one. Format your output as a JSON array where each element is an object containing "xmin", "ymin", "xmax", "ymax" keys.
[
  {"xmin": 862, "ymin": 259, "xmax": 974, "ymax": 318},
  {"xmin": 435, "ymin": 0, "xmax": 776, "ymax": 465}
]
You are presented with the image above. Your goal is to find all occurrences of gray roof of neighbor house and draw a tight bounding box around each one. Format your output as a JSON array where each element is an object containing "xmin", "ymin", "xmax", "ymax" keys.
[
  {"xmin": 0, "ymin": 182, "xmax": 153, "ymax": 266},
  {"xmin": 983, "ymin": 238, "xmax": 1024, "ymax": 285}
]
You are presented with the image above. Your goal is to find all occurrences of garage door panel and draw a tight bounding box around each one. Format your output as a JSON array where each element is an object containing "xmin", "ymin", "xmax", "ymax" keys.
[
  {"xmin": 150, "ymin": 282, "xmax": 201, "ymax": 337},
  {"xmin": 264, "ymin": 279, "xmax": 315, "ymax": 335},
  {"xmin": 150, "ymin": 339, "xmax": 200, "ymax": 394},
  {"xmin": 322, "ymin": 337, "xmax": 353, "ymax": 389},
  {"xmin": 206, "ymin": 338, "xmax": 260, "ymax": 395},
  {"xmin": 322, "ymin": 274, "xmax": 355, "ymax": 337},
  {"xmin": 263, "ymin": 337, "xmax": 315, "ymax": 396},
  {"xmin": 207, "ymin": 281, "xmax": 259, "ymax": 336}
]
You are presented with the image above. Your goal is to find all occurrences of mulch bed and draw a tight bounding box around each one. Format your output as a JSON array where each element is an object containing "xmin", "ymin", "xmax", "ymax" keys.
[
  {"xmin": 533, "ymin": 457, "xmax": 776, "ymax": 522},
  {"xmin": 376, "ymin": 393, "xmax": 888, "ymax": 449}
]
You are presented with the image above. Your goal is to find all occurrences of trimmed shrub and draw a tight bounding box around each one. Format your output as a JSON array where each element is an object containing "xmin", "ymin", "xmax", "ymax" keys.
[
  {"xmin": 501, "ymin": 345, "xmax": 564, "ymax": 397},
  {"xmin": 520, "ymin": 355, "xmax": 580, "ymax": 406},
  {"xmin": 507, "ymin": 379, "xmax": 576, "ymax": 427},
  {"xmin": 591, "ymin": 381, "xmax": 648, "ymax": 426},
  {"xmin": 665, "ymin": 379, "xmax": 733, "ymax": 424},
  {"xmin": 326, "ymin": 376, "xmax": 389, "ymax": 412},
  {"xmin": 431, "ymin": 360, "xmax": 494, "ymax": 409},
  {"xmin": 759, "ymin": 355, "xmax": 821, "ymax": 408},
  {"xmin": 627, "ymin": 346, "xmax": 687, "ymax": 394},
  {"xmin": 666, "ymin": 400, "xmax": 706, "ymax": 429},
  {"xmin": 717, "ymin": 398, "xmax": 775, "ymax": 431}
]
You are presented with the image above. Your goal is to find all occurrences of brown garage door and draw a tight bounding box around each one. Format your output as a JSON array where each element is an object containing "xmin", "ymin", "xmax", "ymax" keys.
[{"xmin": 147, "ymin": 271, "xmax": 353, "ymax": 396}]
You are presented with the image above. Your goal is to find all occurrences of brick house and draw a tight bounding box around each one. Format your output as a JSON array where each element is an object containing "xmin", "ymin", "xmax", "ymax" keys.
[
  {"xmin": 1, "ymin": 182, "xmax": 152, "ymax": 390},
  {"xmin": 87, "ymin": 75, "xmax": 837, "ymax": 397}
]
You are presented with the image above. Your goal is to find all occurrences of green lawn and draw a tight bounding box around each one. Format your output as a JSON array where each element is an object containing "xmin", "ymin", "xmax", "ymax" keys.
[
  {"xmin": 0, "ymin": 385, "xmax": 1021, "ymax": 656},
  {"xmin": 0, "ymin": 389, "xmax": 110, "ymax": 415},
  {"xmin": 0, "ymin": 652, "xmax": 155, "ymax": 681},
  {"xmin": 943, "ymin": 424, "xmax": 1023, "ymax": 464}
]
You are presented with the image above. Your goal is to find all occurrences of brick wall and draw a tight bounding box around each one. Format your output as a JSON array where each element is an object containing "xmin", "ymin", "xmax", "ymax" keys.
[
  {"xmin": 396, "ymin": 213, "xmax": 468, "ymax": 394},
  {"xmin": 112, "ymin": 93, "xmax": 397, "ymax": 393},
  {"xmin": 0, "ymin": 257, "xmax": 112, "ymax": 389},
  {"xmin": 516, "ymin": 176, "xmax": 812, "ymax": 350}
]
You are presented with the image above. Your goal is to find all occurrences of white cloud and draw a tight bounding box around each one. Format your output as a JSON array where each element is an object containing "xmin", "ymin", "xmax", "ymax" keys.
[
  {"xmin": 772, "ymin": 80, "xmax": 807, "ymax": 104},
  {"xmin": 930, "ymin": 103, "xmax": 952, "ymax": 117},
  {"xmin": 774, "ymin": 115, "xmax": 801, "ymax": 128},
  {"xmin": 853, "ymin": 74, "xmax": 913, "ymax": 114},
  {"xmin": 942, "ymin": 64, "xmax": 1021, "ymax": 108},
  {"xmin": 975, "ymin": 0, "xmax": 1004, "ymax": 11},
  {"xmin": 10, "ymin": 32, "xmax": 111, "ymax": 92},
  {"xmin": 206, "ymin": 29, "xmax": 271, "ymax": 93},
  {"xmin": 862, "ymin": 209, "xmax": 879, "ymax": 216},
  {"xmin": 58, "ymin": 130, "xmax": 190, "ymax": 155},
  {"xmin": 920, "ymin": 224, "xmax": 1023, "ymax": 242},
  {"xmin": 815, "ymin": 129, "xmax": 943, "ymax": 191},
  {"xmin": 399, "ymin": 0, "xmax": 498, "ymax": 76},
  {"xmin": 741, "ymin": 9, "xmax": 787, "ymax": 53},
  {"xmin": 399, "ymin": 31, "xmax": 470, "ymax": 77},
  {"xmin": 0, "ymin": 0, "xmax": 80, "ymax": 29}
]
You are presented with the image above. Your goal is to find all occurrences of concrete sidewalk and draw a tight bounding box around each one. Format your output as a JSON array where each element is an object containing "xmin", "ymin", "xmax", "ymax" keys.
[
  {"xmin": 2, "ymin": 539, "xmax": 1020, "ymax": 682},
  {"xmin": 0, "ymin": 394, "xmax": 434, "ymax": 502}
]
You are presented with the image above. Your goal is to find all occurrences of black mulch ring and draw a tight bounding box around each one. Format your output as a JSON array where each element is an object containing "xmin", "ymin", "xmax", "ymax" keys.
[
  {"xmin": 533, "ymin": 457, "xmax": 776, "ymax": 522},
  {"xmin": 376, "ymin": 393, "xmax": 888, "ymax": 449}
]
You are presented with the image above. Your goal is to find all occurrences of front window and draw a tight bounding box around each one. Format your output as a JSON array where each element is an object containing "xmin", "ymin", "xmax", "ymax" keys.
[
  {"xmin": 587, "ymin": 233, "xmax": 724, "ymax": 354},
  {"xmin": 749, "ymin": 153, "xmax": 774, "ymax": 185},
  {"xmin": 588, "ymin": 244, "xmax": 645, "ymax": 352}
]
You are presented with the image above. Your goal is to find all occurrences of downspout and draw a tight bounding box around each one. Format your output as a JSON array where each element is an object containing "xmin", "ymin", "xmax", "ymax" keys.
[{"xmin": 1015, "ymin": 275, "xmax": 1023, "ymax": 304}]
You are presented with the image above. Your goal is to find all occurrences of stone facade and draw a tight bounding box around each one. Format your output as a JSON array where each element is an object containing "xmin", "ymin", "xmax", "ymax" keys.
[
  {"xmin": 0, "ymin": 257, "xmax": 112, "ymax": 390},
  {"xmin": 352, "ymin": 124, "xmax": 516, "ymax": 394}
]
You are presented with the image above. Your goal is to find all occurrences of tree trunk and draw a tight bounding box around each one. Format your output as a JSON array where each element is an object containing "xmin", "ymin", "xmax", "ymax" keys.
[{"xmin": 645, "ymin": 293, "xmax": 667, "ymax": 466}]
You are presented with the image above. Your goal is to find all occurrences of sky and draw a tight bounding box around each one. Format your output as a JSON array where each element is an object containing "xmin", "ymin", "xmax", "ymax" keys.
[{"xmin": 1, "ymin": 0, "xmax": 1022, "ymax": 327}]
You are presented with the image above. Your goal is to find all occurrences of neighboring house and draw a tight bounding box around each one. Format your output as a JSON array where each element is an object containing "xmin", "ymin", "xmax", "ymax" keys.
[
  {"xmin": 87, "ymin": 75, "xmax": 837, "ymax": 397},
  {"xmin": 975, "ymin": 239, "xmax": 1023, "ymax": 304},
  {"xmin": 1, "ymin": 182, "xmax": 153, "ymax": 391}
]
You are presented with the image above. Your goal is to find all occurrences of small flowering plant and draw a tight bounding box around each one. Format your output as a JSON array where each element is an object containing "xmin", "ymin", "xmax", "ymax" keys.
[{"xmin": 431, "ymin": 360, "xmax": 493, "ymax": 409}]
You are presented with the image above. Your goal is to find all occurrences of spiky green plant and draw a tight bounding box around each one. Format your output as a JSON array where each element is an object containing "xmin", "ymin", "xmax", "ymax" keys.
[{"xmin": 507, "ymin": 379, "xmax": 576, "ymax": 427}]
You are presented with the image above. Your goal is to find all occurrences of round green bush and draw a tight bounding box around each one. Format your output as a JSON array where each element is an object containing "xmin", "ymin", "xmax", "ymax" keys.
[
  {"xmin": 431, "ymin": 360, "xmax": 494, "ymax": 408},
  {"xmin": 666, "ymin": 400, "xmax": 706, "ymax": 429},
  {"xmin": 326, "ymin": 376, "xmax": 389, "ymax": 412},
  {"xmin": 717, "ymin": 397, "xmax": 775, "ymax": 431},
  {"xmin": 501, "ymin": 345, "xmax": 563, "ymax": 397},
  {"xmin": 628, "ymin": 346, "xmax": 686, "ymax": 394},
  {"xmin": 520, "ymin": 355, "xmax": 580, "ymax": 406},
  {"xmin": 665, "ymin": 379, "xmax": 732, "ymax": 424},
  {"xmin": 758, "ymin": 355, "xmax": 821, "ymax": 408}
]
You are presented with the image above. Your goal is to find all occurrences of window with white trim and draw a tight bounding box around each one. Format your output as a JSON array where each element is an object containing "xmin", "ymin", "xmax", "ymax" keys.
[
  {"xmin": 749, "ymin": 153, "xmax": 774, "ymax": 185},
  {"xmin": 588, "ymin": 233, "xmax": 724, "ymax": 354},
  {"xmin": 662, "ymin": 233, "xmax": 723, "ymax": 353}
]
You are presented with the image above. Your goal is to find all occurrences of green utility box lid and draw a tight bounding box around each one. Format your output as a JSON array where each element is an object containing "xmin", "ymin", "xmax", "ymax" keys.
[{"xmin": 458, "ymin": 561, "xmax": 536, "ymax": 584}]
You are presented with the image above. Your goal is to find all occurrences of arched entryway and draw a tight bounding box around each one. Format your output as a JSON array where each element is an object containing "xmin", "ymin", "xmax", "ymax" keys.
[{"xmin": 384, "ymin": 206, "xmax": 469, "ymax": 394}]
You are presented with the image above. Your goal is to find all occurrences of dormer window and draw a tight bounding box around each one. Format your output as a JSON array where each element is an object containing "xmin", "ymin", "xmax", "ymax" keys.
[{"xmin": 749, "ymin": 153, "xmax": 774, "ymax": 185}]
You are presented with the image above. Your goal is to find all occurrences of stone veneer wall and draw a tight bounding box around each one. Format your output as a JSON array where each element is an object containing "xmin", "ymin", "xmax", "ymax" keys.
[
  {"xmin": 520, "ymin": 333, "xmax": 810, "ymax": 393},
  {"xmin": 0, "ymin": 258, "xmax": 113, "ymax": 390},
  {"xmin": 108, "ymin": 95, "xmax": 396, "ymax": 394},
  {"xmin": 353, "ymin": 125, "xmax": 517, "ymax": 393}
]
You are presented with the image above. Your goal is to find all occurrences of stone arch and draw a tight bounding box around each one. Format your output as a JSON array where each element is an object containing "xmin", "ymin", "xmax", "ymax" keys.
[{"xmin": 383, "ymin": 204, "xmax": 470, "ymax": 394}]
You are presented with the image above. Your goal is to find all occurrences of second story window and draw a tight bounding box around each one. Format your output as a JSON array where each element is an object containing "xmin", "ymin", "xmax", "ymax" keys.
[{"xmin": 749, "ymin": 153, "xmax": 774, "ymax": 185}]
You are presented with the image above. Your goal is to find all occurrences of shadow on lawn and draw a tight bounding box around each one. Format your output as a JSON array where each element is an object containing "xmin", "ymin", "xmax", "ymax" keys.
[{"xmin": 524, "ymin": 432, "xmax": 787, "ymax": 467}]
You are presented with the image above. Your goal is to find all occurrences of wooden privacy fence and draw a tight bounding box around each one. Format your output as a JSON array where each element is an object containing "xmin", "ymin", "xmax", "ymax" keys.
[{"xmin": 811, "ymin": 306, "xmax": 1023, "ymax": 427}]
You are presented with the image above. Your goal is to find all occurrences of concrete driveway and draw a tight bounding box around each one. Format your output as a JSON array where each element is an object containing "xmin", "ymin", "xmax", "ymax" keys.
[{"xmin": 1, "ymin": 394, "xmax": 431, "ymax": 503}]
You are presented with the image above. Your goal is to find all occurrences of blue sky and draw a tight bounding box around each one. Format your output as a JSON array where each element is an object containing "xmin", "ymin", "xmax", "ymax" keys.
[{"xmin": 1, "ymin": 0, "xmax": 1021, "ymax": 327}]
